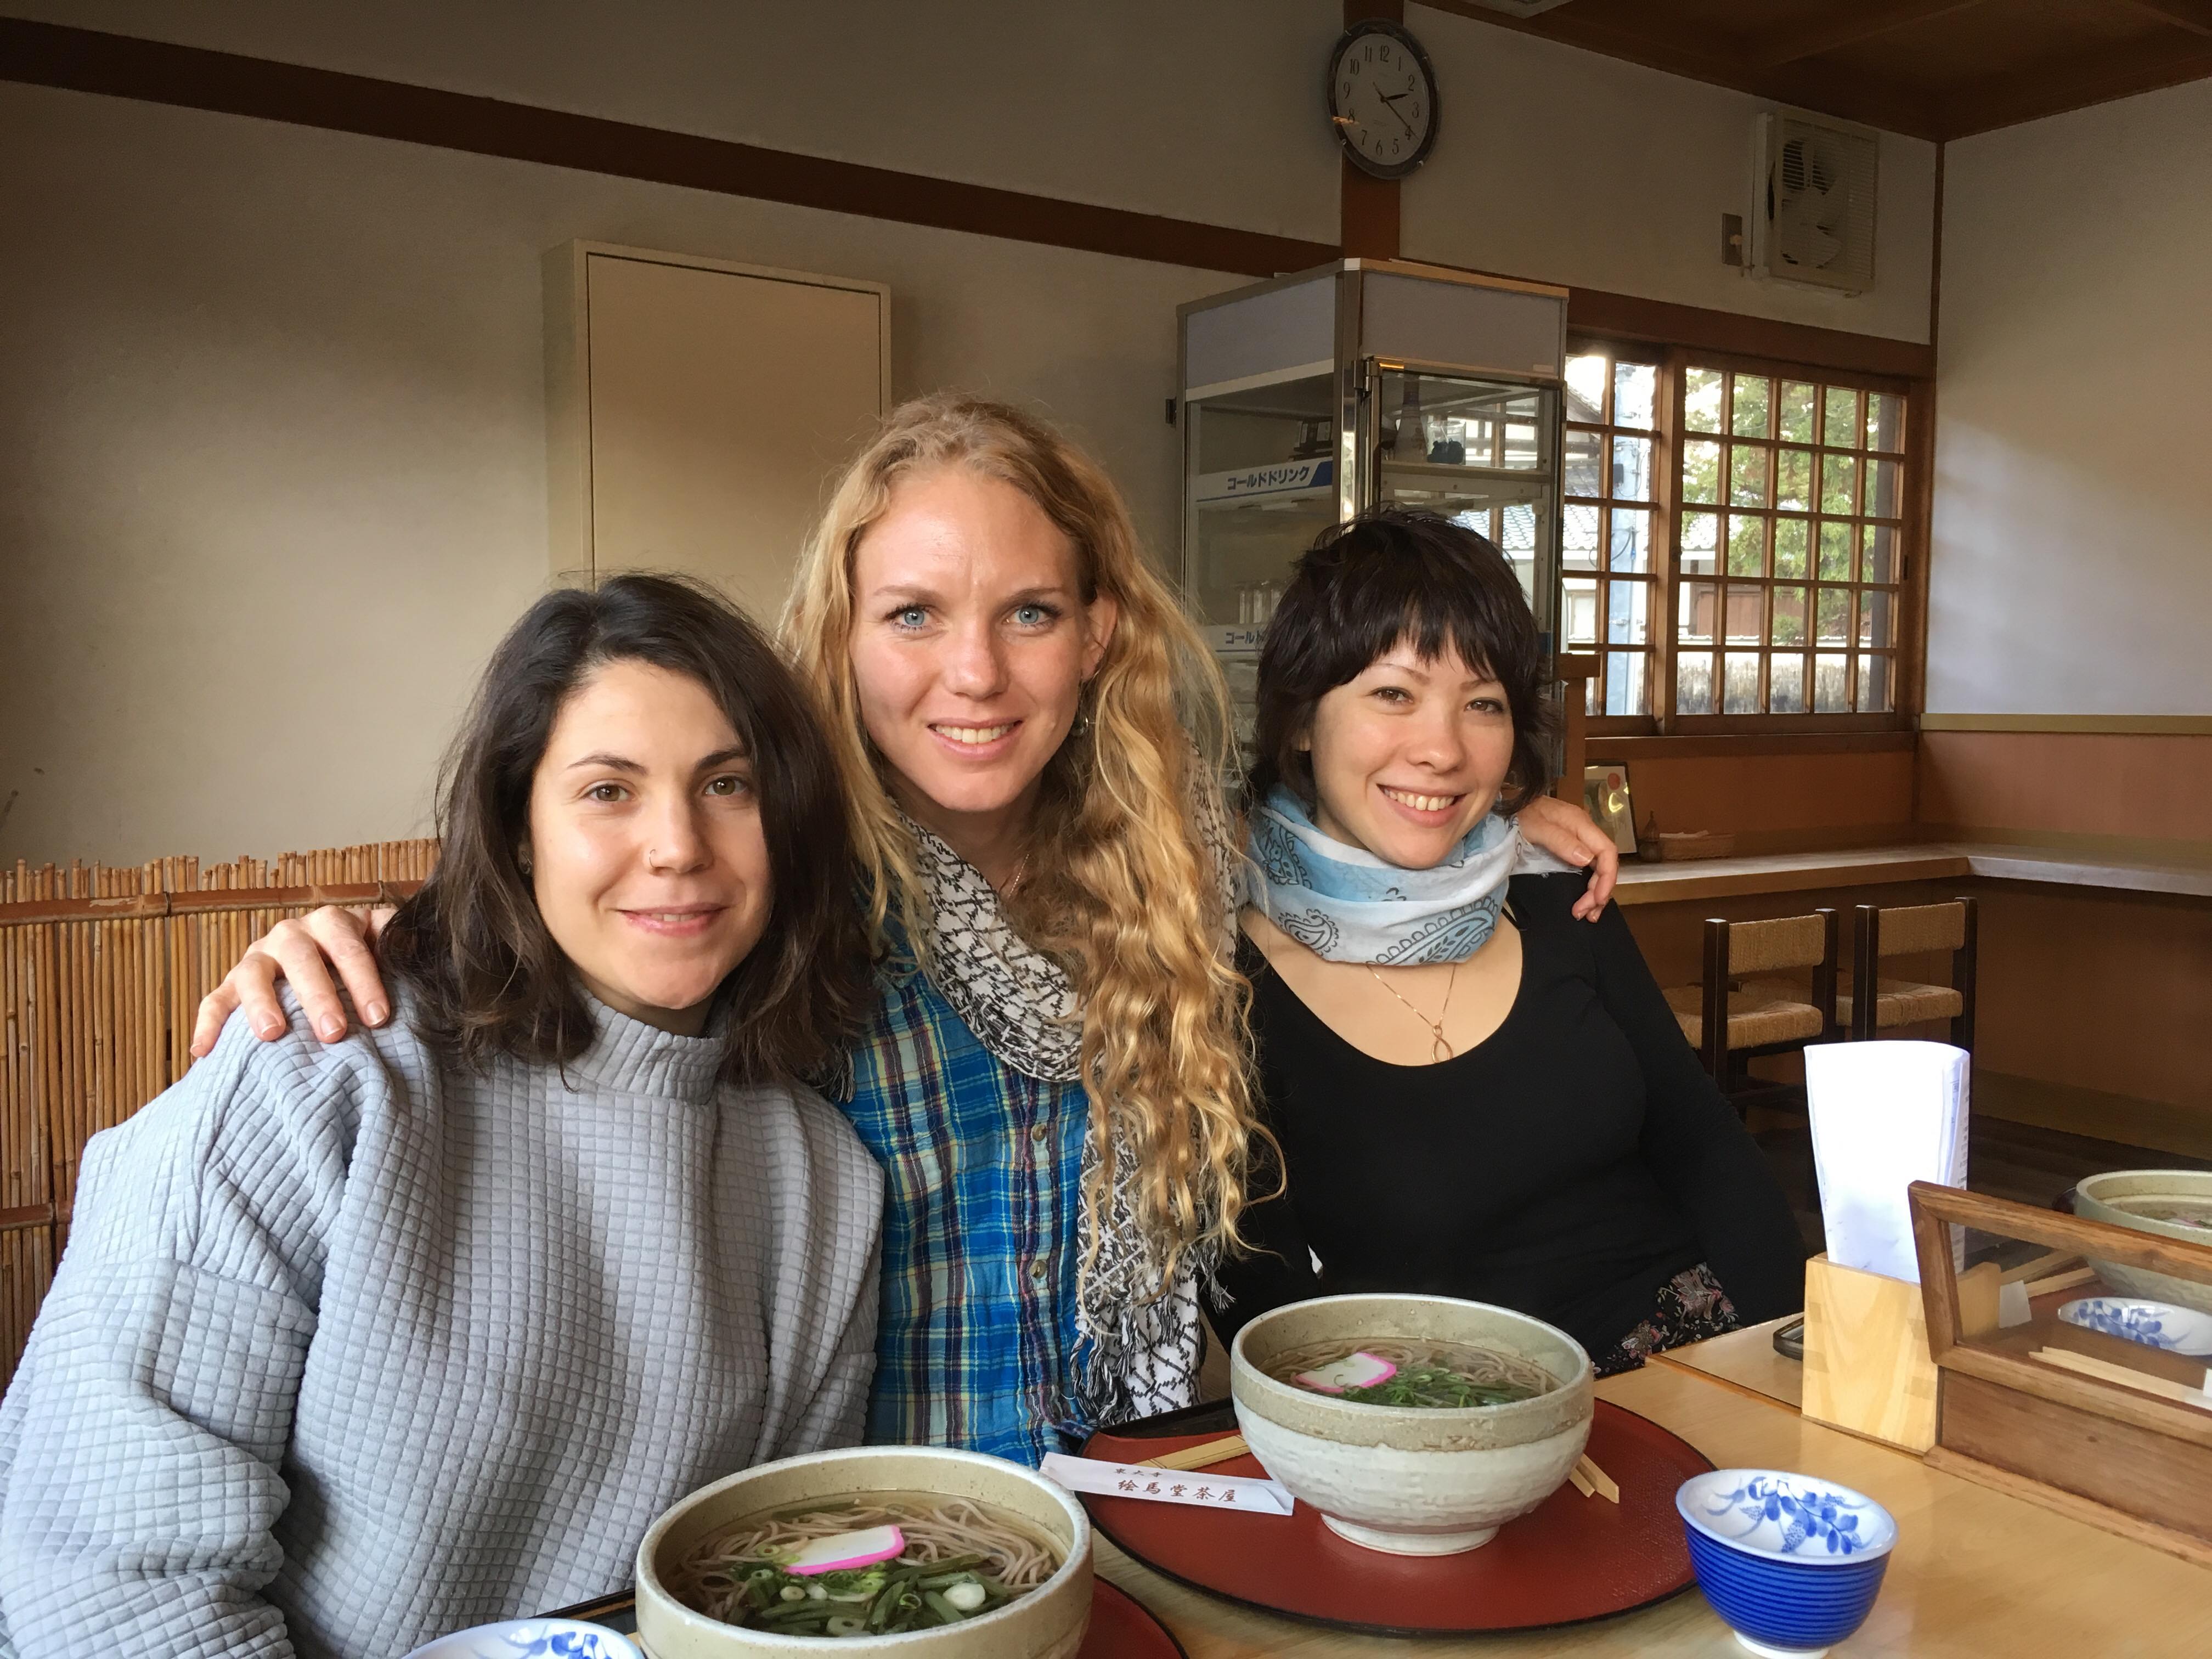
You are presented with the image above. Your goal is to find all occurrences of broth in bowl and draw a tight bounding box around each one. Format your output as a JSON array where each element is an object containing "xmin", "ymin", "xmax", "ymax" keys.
[
  {"xmin": 635, "ymin": 1446, "xmax": 1092, "ymax": 1658},
  {"xmin": 670, "ymin": 1493, "xmax": 1062, "ymax": 1638},
  {"xmin": 1270, "ymin": 1339, "xmax": 1555, "ymax": 1409},
  {"xmin": 1231, "ymin": 1294, "xmax": 1594, "ymax": 1556}
]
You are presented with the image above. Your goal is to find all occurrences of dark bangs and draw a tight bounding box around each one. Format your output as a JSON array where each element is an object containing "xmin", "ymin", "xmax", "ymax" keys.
[{"xmin": 1248, "ymin": 508, "xmax": 1558, "ymax": 814}]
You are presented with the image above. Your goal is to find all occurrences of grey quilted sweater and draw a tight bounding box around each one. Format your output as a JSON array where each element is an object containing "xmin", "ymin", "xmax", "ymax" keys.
[{"xmin": 0, "ymin": 992, "xmax": 883, "ymax": 1658}]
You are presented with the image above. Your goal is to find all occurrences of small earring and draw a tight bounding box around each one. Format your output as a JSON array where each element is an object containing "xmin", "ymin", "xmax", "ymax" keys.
[{"xmin": 1071, "ymin": 708, "xmax": 1092, "ymax": 739}]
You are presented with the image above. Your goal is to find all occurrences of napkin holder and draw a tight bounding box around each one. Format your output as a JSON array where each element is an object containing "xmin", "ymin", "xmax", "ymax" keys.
[
  {"xmin": 1907, "ymin": 1181, "xmax": 2212, "ymax": 1568},
  {"xmin": 1800, "ymin": 1253, "xmax": 1940, "ymax": 1453},
  {"xmin": 1801, "ymin": 1246, "xmax": 2003, "ymax": 1454}
]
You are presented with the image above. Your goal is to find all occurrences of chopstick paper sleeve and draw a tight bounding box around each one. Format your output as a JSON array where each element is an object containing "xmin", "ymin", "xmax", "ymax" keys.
[{"xmin": 1040, "ymin": 1453, "xmax": 1295, "ymax": 1515}]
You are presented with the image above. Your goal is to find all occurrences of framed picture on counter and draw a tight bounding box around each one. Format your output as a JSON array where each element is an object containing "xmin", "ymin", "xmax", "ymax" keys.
[{"xmin": 1583, "ymin": 764, "xmax": 1638, "ymax": 856}]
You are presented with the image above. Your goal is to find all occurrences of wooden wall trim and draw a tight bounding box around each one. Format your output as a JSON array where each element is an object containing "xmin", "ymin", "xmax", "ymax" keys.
[
  {"xmin": 2, "ymin": 16, "xmax": 1938, "ymax": 381},
  {"xmin": 1340, "ymin": 163, "xmax": 1402, "ymax": 260},
  {"xmin": 1339, "ymin": 0, "xmax": 1407, "ymax": 259},
  {"xmin": 1564, "ymin": 287, "xmax": 1934, "ymax": 381},
  {"xmin": 1587, "ymin": 731, "xmax": 1917, "ymax": 760},
  {"xmin": 0, "ymin": 17, "xmax": 1335, "ymax": 279},
  {"xmin": 1922, "ymin": 714, "xmax": 2212, "ymax": 734}
]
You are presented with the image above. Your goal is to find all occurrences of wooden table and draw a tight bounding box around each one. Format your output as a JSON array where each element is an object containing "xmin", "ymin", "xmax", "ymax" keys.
[
  {"xmin": 1652, "ymin": 1313, "xmax": 1804, "ymax": 1410},
  {"xmin": 1094, "ymin": 1362, "xmax": 2212, "ymax": 1656}
]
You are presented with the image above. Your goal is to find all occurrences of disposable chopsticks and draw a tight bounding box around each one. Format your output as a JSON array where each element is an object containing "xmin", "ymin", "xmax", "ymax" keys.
[
  {"xmin": 2021, "ymin": 1265, "xmax": 2100, "ymax": 1299},
  {"xmin": 2033, "ymin": 1347, "xmax": 2212, "ymax": 1407},
  {"xmin": 1568, "ymin": 1453, "xmax": 1620, "ymax": 1503},
  {"xmin": 1136, "ymin": 1435, "xmax": 1621, "ymax": 1504},
  {"xmin": 1136, "ymin": 1433, "xmax": 1248, "ymax": 1471}
]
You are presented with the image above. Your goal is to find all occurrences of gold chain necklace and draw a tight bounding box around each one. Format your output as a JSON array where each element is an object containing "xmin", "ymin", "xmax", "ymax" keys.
[{"xmin": 1367, "ymin": 959, "xmax": 1460, "ymax": 1062}]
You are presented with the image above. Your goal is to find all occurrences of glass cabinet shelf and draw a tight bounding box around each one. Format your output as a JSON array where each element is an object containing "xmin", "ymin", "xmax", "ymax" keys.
[{"xmin": 1177, "ymin": 262, "xmax": 1571, "ymax": 785}]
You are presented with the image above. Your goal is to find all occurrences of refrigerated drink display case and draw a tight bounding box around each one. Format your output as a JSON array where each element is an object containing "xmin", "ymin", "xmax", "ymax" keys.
[{"xmin": 1177, "ymin": 261, "xmax": 1570, "ymax": 782}]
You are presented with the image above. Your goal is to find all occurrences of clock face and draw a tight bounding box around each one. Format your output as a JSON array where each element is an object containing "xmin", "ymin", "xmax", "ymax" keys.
[{"xmin": 1327, "ymin": 22, "xmax": 1438, "ymax": 180}]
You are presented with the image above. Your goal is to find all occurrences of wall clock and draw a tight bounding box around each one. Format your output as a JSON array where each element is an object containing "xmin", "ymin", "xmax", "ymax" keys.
[{"xmin": 1325, "ymin": 20, "xmax": 1439, "ymax": 180}]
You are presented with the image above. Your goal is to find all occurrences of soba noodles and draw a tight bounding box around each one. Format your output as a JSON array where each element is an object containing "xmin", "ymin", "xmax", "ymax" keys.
[
  {"xmin": 1269, "ymin": 1338, "xmax": 1556, "ymax": 1409},
  {"xmin": 672, "ymin": 1494, "xmax": 1061, "ymax": 1637}
]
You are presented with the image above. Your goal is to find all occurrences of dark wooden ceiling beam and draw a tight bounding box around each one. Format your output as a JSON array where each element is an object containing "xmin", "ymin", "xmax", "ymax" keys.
[
  {"xmin": 2112, "ymin": 0, "xmax": 2212, "ymax": 41},
  {"xmin": 1419, "ymin": 1, "xmax": 1747, "ymax": 89},
  {"xmin": 1741, "ymin": 0, "xmax": 1991, "ymax": 70},
  {"xmin": 1418, "ymin": 0, "xmax": 1948, "ymax": 139},
  {"xmin": 1937, "ymin": 29, "xmax": 2212, "ymax": 135}
]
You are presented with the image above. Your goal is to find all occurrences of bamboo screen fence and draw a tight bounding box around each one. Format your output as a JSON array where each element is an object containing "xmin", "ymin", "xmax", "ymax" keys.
[{"xmin": 0, "ymin": 838, "xmax": 438, "ymax": 1384}]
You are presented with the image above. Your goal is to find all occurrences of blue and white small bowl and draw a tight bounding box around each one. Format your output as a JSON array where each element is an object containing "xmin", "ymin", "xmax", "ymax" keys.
[
  {"xmin": 2057, "ymin": 1296, "xmax": 2212, "ymax": 1357},
  {"xmin": 400, "ymin": 1620, "xmax": 642, "ymax": 1659},
  {"xmin": 1676, "ymin": 1469, "xmax": 1897, "ymax": 1658}
]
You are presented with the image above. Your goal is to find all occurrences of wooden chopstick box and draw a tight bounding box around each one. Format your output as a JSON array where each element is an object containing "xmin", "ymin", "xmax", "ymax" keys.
[
  {"xmin": 1908, "ymin": 1181, "xmax": 2212, "ymax": 1569},
  {"xmin": 1800, "ymin": 1252, "xmax": 1943, "ymax": 1454}
]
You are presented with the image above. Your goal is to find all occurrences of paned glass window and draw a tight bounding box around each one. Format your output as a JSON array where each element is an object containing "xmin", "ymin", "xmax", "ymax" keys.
[
  {"xmin": 1563, "ymin": 348, "xmax": 1661, "ymax": 716},
  {"xmin": 1674, "ymin": 366, "xmax": 1906, "ymax": 717}
]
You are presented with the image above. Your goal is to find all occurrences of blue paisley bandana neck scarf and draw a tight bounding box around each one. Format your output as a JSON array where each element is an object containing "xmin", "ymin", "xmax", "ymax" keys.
[{"xmin": 1244, "ymin": 786, "xmax": 1548, "ymax": 966}]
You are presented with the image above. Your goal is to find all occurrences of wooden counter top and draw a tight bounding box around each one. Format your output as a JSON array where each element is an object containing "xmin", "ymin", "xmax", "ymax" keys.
[
  {"xmin": 1096, "ymin": 1362, "xmax": 2212, "ymax": 1656},
  {"xmin": 1614, "ymin": 840, "xmax": 2212, "ymax": 906},
  {"xmin": 1613, "ymin": 845, "xmax": 1971, "ymax": 906},
  {"xmin": 1651, "ymin": 1313, "xmax": 1804, "ymax": 1409},
  {"xmin": 1953, "ymin": 843, "xmax": 2212, "ymax": 900}
]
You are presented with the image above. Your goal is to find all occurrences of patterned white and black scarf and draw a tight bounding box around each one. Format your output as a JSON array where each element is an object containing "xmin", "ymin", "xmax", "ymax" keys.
[{"xmin": 901, "ymin": 788, "xmax": 1239, "ymax": 1430}]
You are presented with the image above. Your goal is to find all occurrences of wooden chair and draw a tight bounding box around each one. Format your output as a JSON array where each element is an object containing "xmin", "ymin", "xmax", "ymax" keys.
[
  {"xmin": 1663, "ymin": 910, "xmax": 1841, "ymax": 1099},
  {"xmin": 1842, "ymin": 898, "xmax": 1978, "ymax": 1050}
]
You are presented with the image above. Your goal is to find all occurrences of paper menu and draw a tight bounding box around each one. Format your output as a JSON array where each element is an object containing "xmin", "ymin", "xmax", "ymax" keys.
[{"xmin": 1805, "ymin": 1040, "xmax": 1970, "ymax": 1284}]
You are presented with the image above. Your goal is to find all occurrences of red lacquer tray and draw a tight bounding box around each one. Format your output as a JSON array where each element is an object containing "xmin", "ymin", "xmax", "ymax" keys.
[
  {"xmin": 1081, "ymin": 1400, "xmax": 1710, "ymax": 1638},
  {"xmin": 1082, "ymin": 1577, "xmax": 1188, "ymax": 1658},
  {"xmin": 546, "ymin": 1573, "xmax": 1183, "ymax": 1657}
]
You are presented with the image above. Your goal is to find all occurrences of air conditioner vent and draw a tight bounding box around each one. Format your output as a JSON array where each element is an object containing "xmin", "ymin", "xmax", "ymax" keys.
[{"xmin": 1752, "ymin": 113, "xmax": 1878, "ymax": 295}]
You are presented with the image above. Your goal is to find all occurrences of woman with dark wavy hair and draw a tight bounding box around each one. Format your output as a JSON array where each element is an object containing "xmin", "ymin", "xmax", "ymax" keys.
[
  {"xmin": 1212, "ymin": 510, "xmax": 1803, "ymax": 1374},
  {"xmin": 0, "ymin": 575, "xmax": 884, "ymax": 1659}
]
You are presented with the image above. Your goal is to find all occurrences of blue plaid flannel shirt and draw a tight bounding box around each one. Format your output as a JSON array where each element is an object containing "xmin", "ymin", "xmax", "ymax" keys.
[{"xmin": 836, "ymin": 947, "xmax": 1092, "ymax": 1468}]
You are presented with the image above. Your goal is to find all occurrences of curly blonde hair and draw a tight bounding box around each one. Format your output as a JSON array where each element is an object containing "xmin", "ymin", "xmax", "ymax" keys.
[{"xmin": 782, "ymin": 392, "xmax": 1260, "ymax": 1291}]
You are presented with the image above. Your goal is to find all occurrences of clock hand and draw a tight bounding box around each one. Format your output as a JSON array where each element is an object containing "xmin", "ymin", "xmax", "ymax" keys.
[{"xmin": 1376, "ymin": 92, "xmax": 1413, "ymax": 136}]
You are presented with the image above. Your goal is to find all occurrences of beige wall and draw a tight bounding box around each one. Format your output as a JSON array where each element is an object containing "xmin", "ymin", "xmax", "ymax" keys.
[
  {"xmin": 0, "ymin": 3, "xmax": 1946, "ymax": 867},
  {"xmin": 0, "ymin": 0, "xmax": 1347, "ymax": 244},
  {"xmin": 1402, "ymin": 5, "xmax": 1938, "ymax": 345},
  {"xmin": 0, "ymin": 82, "xmax": 1237, "ymax": 865},
  {"xmin": 1929, "ymin": 77, "xmax": 2212, "ymax": 716}
]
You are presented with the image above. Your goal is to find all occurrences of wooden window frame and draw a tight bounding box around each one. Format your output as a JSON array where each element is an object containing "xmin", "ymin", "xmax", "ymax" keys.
[
  {"xmin": 1569, "ymin": 335, "xmax": 1929, "ymax": 739},
  {"xmin": 1563, "ymin": 339, "xmax": 1668, "ymax": 736}
]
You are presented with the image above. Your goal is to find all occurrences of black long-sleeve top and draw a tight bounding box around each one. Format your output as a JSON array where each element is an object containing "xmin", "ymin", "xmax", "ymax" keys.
[{"xmin": 1212, "ymin": 872, "xmax": 1806, "ymax": 1358}]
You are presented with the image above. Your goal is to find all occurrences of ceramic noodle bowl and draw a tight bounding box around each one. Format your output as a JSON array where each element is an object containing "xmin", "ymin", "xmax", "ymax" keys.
[
  {"xmin": 1229, "ymin": 1293, "xmax": 1594, "ymax": 1556},
  {"xmin": 2056, "ymin": 1296, "xmax": 2212, "ymax": 1357},
  {"xmin": 2075, "ymin": 1170, "xmax": 2212, "ymax": 1314},
  {"xmin": 634, "ymin": 1446, "xmax": 1092, "ymax": 1657}
]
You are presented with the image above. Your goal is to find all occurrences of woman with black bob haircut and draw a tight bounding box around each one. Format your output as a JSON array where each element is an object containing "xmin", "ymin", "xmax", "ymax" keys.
[
  {"xmin": 0, "ymin": 574, "xmax": 885, "ymax": 1659},
  {"xmin": 1213, "ymin": 509, "xmax": 1804, "ymax": 1374}
]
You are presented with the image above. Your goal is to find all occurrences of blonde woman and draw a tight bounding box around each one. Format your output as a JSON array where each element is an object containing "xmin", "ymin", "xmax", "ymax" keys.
[{"xmin": 193, "ymin": 394, "xmax": 1619, "ymax": 1463}]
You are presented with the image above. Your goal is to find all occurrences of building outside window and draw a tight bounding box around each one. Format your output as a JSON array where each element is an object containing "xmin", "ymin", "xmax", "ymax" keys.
[{"xmin": 1565, "ymin": 342, "xmax": 1916, "ymax": 732}]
